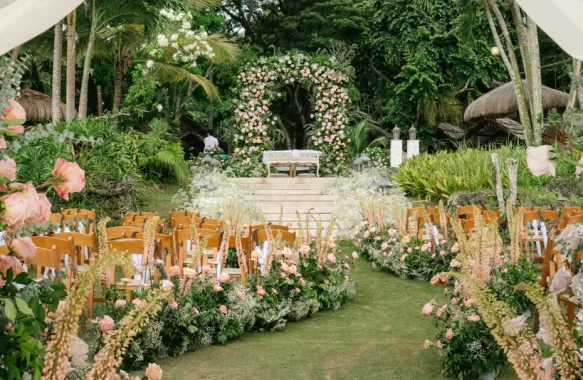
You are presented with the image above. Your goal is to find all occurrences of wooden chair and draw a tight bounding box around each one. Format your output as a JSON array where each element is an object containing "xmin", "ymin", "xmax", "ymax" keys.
[
  {"xmin": 124, "ymin": 219, "xmax": 167, "ymax": 234},
  {"xmin": 461, "ymin": 219, "xmax": 476, "ymax": 236},
  {"xmin": 29, "ymin": 245, "xmax": 62, "ymax": 281},
  {"xmin": 483, "ymin": 210, "xmax": 501, "ymax": 223},
  {"xmin": 180, "ymin": 232, "xmax": 221, "ymax": 269},
  {"xmin": 255, "ymin": 229, "xmax": 297, "ymax": 247},
  {"xmin": 125, "ymin": 211, "xmax": 158, "ymax": 218},
  {"xmin": 560, "ymin": 207, "xmax": 583, "ymax": 229},
  {"xmin": 169, "ymin": 211, "xmax": 199, "ymax": 224},
  {"xmin": 54, "ymin": 232, "xmax": 98, "ymax": 265},
  {"xmin": 61, "ymin": 212, "xmax": 90, "ymax": 233},
  {"xmin": 31, "ymin": 236, "xmax": 76, "ymax": 282},
  {"xmin": 134, "ymin": 232, "xmax": 175, "ymax": 274},
  {"xmin": 171, "ymin": 216, "xmax": 198, "ymax": 230},
  {"xmin": 456, "ymin": 205, "xmax": 483, "ymax": 221},
  {"xmin": 107, "ymin": 239, "xmax": 145, "ymax": 298},
  {"xmin": 106, "ymin": 226, "xmax": 143, "ymax": 240},
  {"xmin": 566, "ymin": 214, "xmax": 583, "ymax": 226},
  {"xmin": 213, "ymin": 235, "xmax": 249, "ymax": 285},
  {"xmin": 61, "ymin": 208, "xmax": 96, "ymax": 233}
]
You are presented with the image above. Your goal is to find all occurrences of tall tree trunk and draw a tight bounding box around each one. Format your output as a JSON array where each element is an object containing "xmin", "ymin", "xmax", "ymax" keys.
[
  {"xmin": 52, "ymin": 22, "xmax": 63, "ymax": 123},
  {"xmin": 208, "ymin": 70, "xmax": 214, "ymax": 131},
  {"xmin": 112, "ymin": 60, "xmax": 124, "ymax": 112},
  {"xmin": 485, "ymin": 0, "xmax": 534, "ymax": 146},
  {"xmin": 526, "ymin": 17, "xmax": 543, "ymax": 146},
  {"xmin": 65, "ymin": 11, "xmax": 77, "ymax": 122},
  {"xmin": 567, "ymin": 59, "xmax": 582, "ymax": 111},
  {"xmin": 1, "ymin": 46, "xmax": 21, "ymax": 91},
  {"xmin": 78, "ymin": 27, "xmax": 96, "ymax": 119}
]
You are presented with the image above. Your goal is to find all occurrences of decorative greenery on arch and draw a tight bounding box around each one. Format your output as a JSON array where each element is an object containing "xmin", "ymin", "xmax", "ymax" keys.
[{"xmin": 231, "ymin": 52, "xmax": 353, "ymax": 175}]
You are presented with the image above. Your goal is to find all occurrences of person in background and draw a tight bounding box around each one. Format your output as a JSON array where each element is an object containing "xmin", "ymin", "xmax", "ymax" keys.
[{"xmin": 204, "ymin": 131, "xmax": 219, "ymax": 151}]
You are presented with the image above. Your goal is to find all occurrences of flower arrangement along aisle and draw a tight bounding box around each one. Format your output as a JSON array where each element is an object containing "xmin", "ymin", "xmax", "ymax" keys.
[
  {"xmin": 86, "ymin": 206, "xmax": 356, "ymax": 372},
  {"xmin": 424, "ymin": 211, "xmax": 583, "ymax": 380}
]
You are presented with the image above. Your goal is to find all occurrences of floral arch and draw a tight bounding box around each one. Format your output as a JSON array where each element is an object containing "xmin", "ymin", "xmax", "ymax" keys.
[{"xmin": 231, "ymin": 53, "xmax": 352, "ymax": 175}]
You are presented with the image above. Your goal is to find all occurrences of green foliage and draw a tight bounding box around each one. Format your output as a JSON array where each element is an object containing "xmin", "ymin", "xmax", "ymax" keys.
[{"xmin": 395, "ymin": 145, "xmax": 549, "ymax": 200}]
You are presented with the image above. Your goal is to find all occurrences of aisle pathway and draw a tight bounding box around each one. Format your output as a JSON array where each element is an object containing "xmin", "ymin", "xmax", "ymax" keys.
[{"xmin": 157, "ymin": 252, "xmax": 447, "ymax": 379}]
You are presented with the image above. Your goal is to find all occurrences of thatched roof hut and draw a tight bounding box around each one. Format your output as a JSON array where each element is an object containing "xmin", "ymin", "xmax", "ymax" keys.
[
  {"xmin": 463, "ymin": 81, "xmax": 569, "ymax": 122},
  {"xmin": 16, "ymin": 89, "xmax": 71, "ymax": 121}
]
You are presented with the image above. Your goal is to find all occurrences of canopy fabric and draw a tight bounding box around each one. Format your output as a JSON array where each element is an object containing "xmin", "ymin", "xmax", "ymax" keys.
[
  {"xmin": 516, "ymin": 0, "xmax": 583, "ymax": 60},
  {"xmin": 0, "ymin": 0, "xmax": 84, "ymax": 55}
]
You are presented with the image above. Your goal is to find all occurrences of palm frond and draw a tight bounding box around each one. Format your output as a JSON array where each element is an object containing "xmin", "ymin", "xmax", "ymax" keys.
[
  {"xmin": 206, "ymin": 33, "xmax": 241, "ymax": 64},
  {"xmin": 184, "ymin": 0, "xmax": 221, "ymax": 11},
  {"xmin": 150, "ymin": 61, "xmax": 219, "ymax": 100}
]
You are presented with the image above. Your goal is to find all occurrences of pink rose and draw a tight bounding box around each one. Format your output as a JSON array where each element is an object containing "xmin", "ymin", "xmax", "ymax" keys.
[
  {"xmin": 463, "ymin": 298, "xmax": 474, "ymax": 307},
  {"xmin": 445, "ymin": 328, "xmax": 455, "ymax": 339},
  {"xmin": 526, "ymin": 145, "xmax": 556, "ymax": 177},
  {"xmin": 218, "ymin": 272, "xmax": 230, "ymax": 283},
  {"xmin": 299, "ymin": 245, "xmax": 310, "ymax": 254},
  {"xmin": 0, "ymin": 255, "xmax": 24, "ymax": 275},
  {"xmin": 423, "ymin": 340, "xmax": 432, "ymax": 349},
  {"xmin": 193, "ymin": 307, "xmax": 199, "ymax": 315},
  {"xmin": 436, "ymin": 340, "xmax": 443, "ymax": 349},
  {"xmin": 36, "ymin": 193, "xmax": 52, "ymax": 223},
  {"xmin": 430, "ymin": 274, "xmax": 448, "ymax": 286},
  {"xmin": 327, "ymin": 253, "xmax": 336, "ymax": 264},
  {"xmin": 407, "ymin": 247, "xmax": 413, "ymax": 253},
  {"xmin": 20, "ymin": 184, "xmax": 44, "ymax": 223},
  {"xmin": 451, "ymin": 297, "xmax": 458, "ymax": 305},
  {"xmin": 351, "ymin": 251, "xmax": 359, "ymax": 259},
  {"xmin": 169, "ymin": 266, "xmax": 181, "ymax": 277},
  {"xmin": 1, "ymin": 100, "xmax": 26, "ymax": 133},
  {"xmin": 1, "ymin": 192, "xmax": 27, "ymax": 227},
  {"xmin": 0, "ymin": 156, "xmax": 16, "ymax": 181},
  {"xmin": 450, "ymin": 259, "xmax": 461, "ymax": 268},
  {"xmin": 400, "ymin": 254, "xmax": 408, "ymax": 262},
  {"xmin": 201, "ymin": 265, "xmax": 211, "ymax": 274},
  {"xmin": 436, "ymin": 305, "xmax": 447, "ymax": 317},
  {"xmin": 467, "ymin": 314, "xmax": 481, "ymax": 322},
  {"xmin": 51, "ymin": 158, "xmax": 86, "ymax": 200},
  {"xmin": 235, "ymin": 291, "xmax": 244, "ymax": 299},
  {"xmin": 421, "ymin": 299, "xmax": 434, "ymax": 316},
  {"xmin": 145, "ymin": 363, "xmax": 163, "ymax": 380},
  {"xmin": 99, "ymin": 315, "xmax": 114, "ymax": 333},
  {"xmin": 141, "ymin": 282, "xmax": 151, "ymax": 290},
  {"xmin": 213, "ymin": 284, "xmax": 224, "ymax": 292},
  {"xmin": 219, "ymin": 305, "xmax": 227, "ymax": 314},
  {"xmin": 160, "ymin": 280, "xmax": 174, "ymax": 291},
  {"xmin": 170, "ymin": 301, "xmax": 178, "ymax": 310},
  {"xmin": 108, "ymin": 374, "xmax": 120, "ymax": 380},
  {"xmin": 256, "ymin": 286, "xmax": 266, "ymax": 296},
  {"xmin": 0, "ymin": 137, "xmax": 5, "ymax": 149},
  {"xmin": 281, "ymin": 263, "xmax": 290, "ymax": 272},
  {"xmin": 295, "ymin": 287, "xmax": 301, "ymax": 293},
  {"xmin": 550, "ymin": 267, "xmax": 572, "ymax": 295},
  {"xmin": 10, "ymin": 237, "xmax": 36, "ymax": 262},
  {"xmin": 299, "ymin": 278, "xmax": 306, "ymax": 286},
  {"xmin": 280, "ymin": 272, "xmax": 287, "ymax": 278}
]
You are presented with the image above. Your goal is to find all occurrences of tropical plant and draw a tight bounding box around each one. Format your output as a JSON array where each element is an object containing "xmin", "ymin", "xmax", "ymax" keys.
[{"xmin": 346, "ymin": 120, "xmax": 389, "ymax": 158}]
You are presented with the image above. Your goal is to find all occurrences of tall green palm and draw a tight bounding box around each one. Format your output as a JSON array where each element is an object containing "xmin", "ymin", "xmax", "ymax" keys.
[{"xmin": 347, "ymin": 120, "xmax": 390, "ymax": 157}]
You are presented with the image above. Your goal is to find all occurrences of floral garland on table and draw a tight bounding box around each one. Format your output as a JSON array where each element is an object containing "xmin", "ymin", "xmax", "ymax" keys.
[{"xmin": 232, "ymin": 53, "xmax": 353, "ymax": 175}]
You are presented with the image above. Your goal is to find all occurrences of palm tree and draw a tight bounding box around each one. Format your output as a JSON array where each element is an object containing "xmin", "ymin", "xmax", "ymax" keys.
[
  {"xmin": 65, "ymin": 11, "xmax": 77, "ymax": 121},
  {"xmin": 346, "ymin": 120, "xmax": 390, "ymax": 158},
  {"xmin": 52, "ymin": 21, "xmax": 63, "ymax": 122}
]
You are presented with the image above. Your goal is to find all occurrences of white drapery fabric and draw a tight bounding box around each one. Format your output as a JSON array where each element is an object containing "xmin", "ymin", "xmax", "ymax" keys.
[
  {"xmin": 516, "ymin": 0, "xmax": 583, "ymax": 60},
  {"xmin": 0, "ymin": 0, "xmax": 84, "ymax": 55}
]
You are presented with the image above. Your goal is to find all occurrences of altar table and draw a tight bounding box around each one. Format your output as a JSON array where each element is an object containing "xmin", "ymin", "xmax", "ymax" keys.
[{"xmin": 262, "ymin": 150, "xmax": 321, "ymax": 177}]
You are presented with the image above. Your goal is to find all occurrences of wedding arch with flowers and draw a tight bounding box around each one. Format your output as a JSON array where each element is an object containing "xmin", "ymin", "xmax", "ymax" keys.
[{"xmin": 231, "ymin": 53, "xmax": 353, "ymax": 175}]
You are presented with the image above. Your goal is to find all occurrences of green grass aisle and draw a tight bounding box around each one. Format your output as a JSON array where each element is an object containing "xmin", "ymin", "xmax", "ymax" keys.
[{"xmin": 155, "ymin": 245, "xmax": 447, "ymax": 379}]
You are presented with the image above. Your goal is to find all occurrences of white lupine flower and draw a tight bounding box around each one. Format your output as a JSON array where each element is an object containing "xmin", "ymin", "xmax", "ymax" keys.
[
  {"xmin": 171, "ymin": 43, "xmax": 179, "ymax": 49},
  {"xmin": 170, "ymin": 34, "xmax": 178, "ymax": 41},
  {"xmin": 146, "ymin": 60, "xmax": 154, "ymax": 68},
  {"xmin": 182, "ymin": 22, "xmax": 191, "ymax": 30}
]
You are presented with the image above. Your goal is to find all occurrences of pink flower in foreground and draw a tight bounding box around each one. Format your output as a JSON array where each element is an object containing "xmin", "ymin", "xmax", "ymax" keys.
[
  {"xmin": 550, "ymin": 267, "xmax": 572, "ymax": 295},
  {"xmin": 169, "ymin": 265, "xmax": 181, "ymax": 277},
  {"xmin": 1, "ymin": 192, "xmax": 27, "ymax": 227},
  {"xmin": 526, "ymin": 145, "xmax": 556, "ymax": 177},
  {"xmin": 445, "ymin": 328, "xmax": 455, "ymax": 339},
  {"xmin": 1, "ymin": 100, "xmax": 26, "ymax": 133},
  {"xmin": 281, "ymin": 263, "xmax": 290, "ymax": 272},
  {"xmin": 132, "ymin": 298, "xmax": 146, "ymax": 308},
  {"xmin": 256, "ymin": 286, "xmax": 266, "ymax": 296},
  {"xmin": 421, "ymin": 299, "xmax": 434, "ymax": 316},
  {"xmin": 36, "ymin": 193, "xmax": 52, "ymax": 223},
  {"xmin": 0, "ymin": 156, "xmax": 16, "ymax": 181},
  {"xmin": 201, "ymin": 264, "xmax": 211, "ymax": 274},
  {"xmin": 219, "ymin": 305, "xmax": 227, "ymax": 314},
  {"xmin": 51, "ymin": 158, "xmax": 86, "ymax": 200},
  {"xmin": 463, "ymin": 298, "xmax": 474, "ymax": 307},
  {"xmin": 183, "ymin": 267, "xmax": 197, "ymax": 279},
  {"xmin": 99, "ymin": 315, "xmax": 114, "ymax": 333},
  {"xmin": 145, "ymin": 363, "xmax": 163, "ymax": 380},
  {"xmin": 10, "ymin": 237, "xmax": 36, "ymax": 262},
  {"xmin": 467, "ymin": 314, "xmax": 481, "ymax": 322},
  {"xmin": 115, "ymin": 299, "xmax": 126, "ymax": 307},
  {"xmin": 0, "ymin": 255, "xmax": 24, "ymax": 275}
]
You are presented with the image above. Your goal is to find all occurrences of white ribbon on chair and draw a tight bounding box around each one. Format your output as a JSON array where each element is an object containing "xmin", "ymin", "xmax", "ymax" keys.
[
  {"xmin": 531, "ymin": 220, "xmax": 543, "ymax": 257},
  {"xmin": 257, "ymin": 242, "xmax": 268, "ymax": 275},
  {"xmin": 541, "ymin": 222, "xmax": 548, "ymax": 249}
]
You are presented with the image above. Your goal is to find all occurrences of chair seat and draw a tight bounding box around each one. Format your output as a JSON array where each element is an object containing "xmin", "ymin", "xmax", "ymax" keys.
[
  {"xmin": 221, "ymin": 268, "xmax": 242, "ymax": 275},
  {"xmin": 116, "ymin": 279, "xmax": 142, "ymax": 288}
]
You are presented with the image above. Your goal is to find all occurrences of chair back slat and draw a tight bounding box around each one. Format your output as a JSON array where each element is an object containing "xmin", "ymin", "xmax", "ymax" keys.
[
  {"xmin": 107, "ymin": 239, "xmax": 145, "ymax": 254},
  {"xmin": 106, "ymin": 226, "xmax": 143, "ymax": 240}
]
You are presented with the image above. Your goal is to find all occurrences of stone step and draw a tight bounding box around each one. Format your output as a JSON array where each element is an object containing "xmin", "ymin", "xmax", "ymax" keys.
[
  {"xmin": 252, "ymin": 189, "xmax": 323, "ymax": 195},
  {"xmin": 233, "ymin": 178, "xmax": 334, "ymax": 185},
  {"xmin": 259, "ymin": 206, "xmax": 336, "ymax": 214},
  {"xmin": 244, "ymin": 194, "xmax": 334, "ymax": 202},
  {"xmin": 242, "ymin": 183, "xmax": 328, "ymax": 190}
]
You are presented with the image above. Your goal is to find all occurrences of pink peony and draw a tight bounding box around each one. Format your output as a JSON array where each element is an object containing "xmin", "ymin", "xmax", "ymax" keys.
[
  {"xmin": 0, "ymin": 156, "xmax": 16, "ymax": 181},
  {"xmin": 51, "ymin": 158, "xmax": 86, "ymax": 200},
  {"xmin": 108, "ymin": 374, "xmax": 120, "ymax": 380},
  {"xmin": 1, "ymin": 192, "xmax": 27, "ymax": 227},
  {"xmin": 550, "ymin": 267, "xmax": 572, "ymax": 295},
  {"xmin": 467, "ymin": 314, "xmax": 481, "ymax": 322},
  {"xmin": 99, "ymin": 315, "xmax": 114, "ymax": 333},
  {"xmin": 299, "ymin": 245, "xmax": 310, "ymax": 254},
  {"xmin": 170, "ymin": 301, "xmax": 178, "ymax": 310},
  {"xmin": 219, "ymin": 305, "xmax": 227, "ymax": 314},
  {"xmin": 10, "ymin": 237, "xmax": 36, "ymax": 262},
  {"xmin": 280, "ymin": 272, "xmax": 287, "ymax": 278},
  {"xmin": 141, "ymin": 282, "xmax": 151, "ymax": 290},
  {"xmin": 451, "ymin": 297, "xmax": 459, "ymax": 305},
  {"xmin": 327, "ymin": 253, "xmax": 336, "ymax": 263},
  {"xmin": 445, "ymin": 328, "xmax": 455, "ymax": 339},
  {"xmin": 213, "ymin": 284, "xmax": 224, "ymax": 292},
  {"xmin": 526, "ymin": 145, "xmax": 556, "ymax": 177},
  {"xmin": 145, "ymin": 363, "xmax": 163, "ymax": 380},
  {"xmin": 169, "ymin": 265, "xmax": 181, "ymax": 277},
  {"xmin": 218, "ymin": 272, "xmax": 230, "ymax": 283},
  {"xmin": 421, "ymin": 299, "xmax": 435, "ymax": 316},
  {"xmin": 0, "ymin": 255, "xmax": 24, "ymax": 275},
  {"xmin": 351, "ymin": 251, "xmax": 359, "ymax": 259},
  {"xmin": 256, "ymin": 286, "xmax": 266, "ymax": 296},
  {"xmin": 160, "ymin": 280, "xmax": 174, "ymax": 291}
]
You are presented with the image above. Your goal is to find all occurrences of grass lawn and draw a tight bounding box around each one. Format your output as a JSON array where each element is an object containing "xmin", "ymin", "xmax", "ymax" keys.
[
  {"xmin": 139, "ymin": 183, "xmax": 183, "ymax": 220},
  {"xmin": 153, "ymin": 246, "xmax": 455, "ymax": 379}
]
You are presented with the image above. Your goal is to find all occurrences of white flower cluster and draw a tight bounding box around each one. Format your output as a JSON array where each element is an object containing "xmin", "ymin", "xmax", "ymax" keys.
[
  {"xmin": 146, "ymin": 9, "xmax": 215, "ymax": 70},
  {"xmin": 232, "ymin": 53, "xmax": 350, "ymax": 166}
]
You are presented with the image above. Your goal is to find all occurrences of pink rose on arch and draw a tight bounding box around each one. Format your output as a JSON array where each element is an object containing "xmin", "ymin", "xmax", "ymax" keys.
[
  {"xmin": 10, "ymin": 237, "xmax": 36, "ymax": 262},
  {"xmin": 0, "ymin": 156, "xmax": 16, "ymax": 181},
  {"xmin": 51, "ymin": 158, "xmax": 86, "ymax": 200},
  {"xmin": 99, "ymin": 315, "xmax": 114, "ymax": 333}
]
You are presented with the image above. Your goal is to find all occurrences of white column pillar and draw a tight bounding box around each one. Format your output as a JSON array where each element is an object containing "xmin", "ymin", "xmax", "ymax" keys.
[
  {"xmin": 390, "ymin": 139, "xmax": 403, "ymax": 167},
  {"xmin": 406, "ymin": 140, "xmax": 420, "ymax": 159}
]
